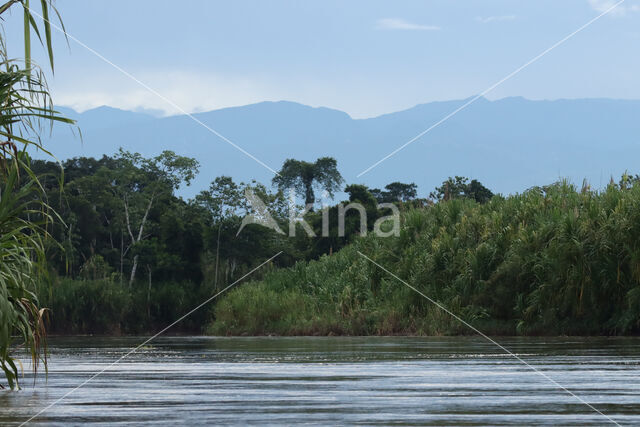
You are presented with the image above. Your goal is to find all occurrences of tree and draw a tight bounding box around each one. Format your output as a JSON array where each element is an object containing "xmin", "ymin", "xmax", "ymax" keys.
[
  {"xmin": 272, "ymin": 157, "xmax": 343, "ymax": 206},
  {"xmin": 110, "ymin": 149, "xmax": 199, "ymax": 286},
  {"xmin": 52, "ymin": 158, "xmax": 124, "ymax": 279},
  {"xmin": 194, "ymin": 176, "xmax": 290, "ymax": 289},
  {"xmin": 194, "ymin": 176, "xmax": 244, "ymax": 289},
  {"xmin": 345, "ymin": 184, "xmax": 376, "ymax": 205},
  {"xmin": 195, "ymin": 176, "xmax": 244, "ymax": 221},
  {"xmin": 430, "ymin": 176, "xmax": 493, "ymax": 203},
  {"xmin": 371, "ymin": 182, "xmax": 418, "ymax": 203},
  {"xmin": 466, "ymin": 179, "xmax": 494, "ymax": 204}
]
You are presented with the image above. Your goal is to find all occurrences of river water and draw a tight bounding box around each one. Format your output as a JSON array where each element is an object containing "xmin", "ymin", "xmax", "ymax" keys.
[{"xmin": 1, "ymin": 336, "xmax": 639, "ymax": 425}]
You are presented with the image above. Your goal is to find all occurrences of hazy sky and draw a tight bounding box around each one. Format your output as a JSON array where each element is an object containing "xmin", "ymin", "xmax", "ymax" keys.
[{"xmin": 5, "ymin": 0, "xmax": 640, "ymax": 117}]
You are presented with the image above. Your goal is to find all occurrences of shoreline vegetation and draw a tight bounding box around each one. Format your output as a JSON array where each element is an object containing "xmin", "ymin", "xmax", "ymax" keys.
[
  {"xmin": 0, "ymin": 0, "xmax": 73, "ymax": 389},
  {"xmin": 208, "ymin": 178, "xmax": 640, "ymax": 337},
  {"xmin": 32, "ymin": 153, "xmax": 640, "ymax": 337}
]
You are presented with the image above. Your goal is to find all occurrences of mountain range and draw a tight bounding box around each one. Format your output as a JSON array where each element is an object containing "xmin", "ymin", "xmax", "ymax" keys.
[{"xmin": 42, "ymin": 97, "xmax": 640, "ymax": 198}]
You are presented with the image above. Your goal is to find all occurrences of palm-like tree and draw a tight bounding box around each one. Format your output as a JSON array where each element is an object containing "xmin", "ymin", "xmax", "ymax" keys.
[{"xmin": 272, "ymin": 157, "xmax": 343, "ymax": 206}]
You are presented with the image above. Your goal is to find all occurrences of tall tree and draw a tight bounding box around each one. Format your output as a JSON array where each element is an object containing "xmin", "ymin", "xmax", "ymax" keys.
[
  {"xmin": 371, "ymin": 182, "xmax": 418, "ymax": 203},
  {"xmin": 110, "ymin": 149, "xmax": 199, "ymax": 286},
  {"xmin": 272, "ymin": 157, "xmax": 343, "ymax": 206},
  {"xmin": 466, "ymin": 179, "xmax": 494, "ymax": 204},
  {"xmin": 194, "ymin": 176, "xmax": 244, "ymax": 289},
  {"xmin": 345, "ymin": 184, "xmax": 376, "ymax": 205},
  {"xmin": 430, "ymin": 176, "xmax": 493, "ymax": 203}
]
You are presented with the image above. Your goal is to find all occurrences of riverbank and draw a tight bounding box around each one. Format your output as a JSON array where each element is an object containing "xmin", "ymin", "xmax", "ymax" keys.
[
  {"xmin": 40, "ymin": 180, "xmax": 640, "ymax": 337},
  {"xmin": 206, "ymin": 280, "xmax": 517, "ymax": 336},
  {"xmin": 209, "ymin": 181, "xmax": 640, "ymax": 337},
  {"xmin": 38, "ymin": 278, "xmax": 211, "ymax": 335}
]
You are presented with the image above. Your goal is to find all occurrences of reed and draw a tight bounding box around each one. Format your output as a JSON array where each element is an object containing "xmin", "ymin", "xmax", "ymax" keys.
[
  {"xmin": 209, "ymin": 178, "xmax": 640, "ymax": 336},
  {"xmin": 0, "ymin": 0, "xmax": 72, "ymax": 388}
]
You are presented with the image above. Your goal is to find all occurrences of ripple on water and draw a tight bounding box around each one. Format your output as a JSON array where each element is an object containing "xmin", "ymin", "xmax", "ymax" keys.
[{"xmin": 1, "ymin": 336, "xmax": 640, "ymax": 426}]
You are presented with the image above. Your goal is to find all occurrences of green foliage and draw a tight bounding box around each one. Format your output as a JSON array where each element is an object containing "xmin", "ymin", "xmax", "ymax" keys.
[
  {"xmin": 24, "ymin": 142, "xmax": 640, "ymax": 340},
  {"xmin": 272, "ymin": 157, "xmax": 343, "ymax": 205},
  {"xmin": 371, "ymin": 182, "xmax": 418, "ymax": 203},
  {"xmin": 29, "ymin": 157, "xmax": 296, "ymax": 334},
  {"xmin": 194, "ymin": 176, "xmax": 244, "ymax": 220},
  {"xmin": 210, "ymin": 178, "xmax": 640, "ymax": 336},
  {"xmin": 38, "ymin": 277, "xmax": 212, "ymax": 334},
  {"xmin": 430, "ymin": 176, "xmax": 494, "ymax": 203},
  {"xmin": 0, "ymin": 156, "xmax": 51, "ymax": 389},
  {"xmin": 344, "ymin": 184, "xmax": 376, "ymax": 205},
  {"xmin": 79, "ymin": 255, "xmax": 114, "ymax": 281},
  {"xmin": 33, "ymin": 150, "xmax": 203, "ymax": 285},
  {"xmin": 0, "ymin": 0, "xmax": 74, "ymax": 388},
  {"xmin": 40, "ymin": 278, "xmax": 130, "ymax": 334}
]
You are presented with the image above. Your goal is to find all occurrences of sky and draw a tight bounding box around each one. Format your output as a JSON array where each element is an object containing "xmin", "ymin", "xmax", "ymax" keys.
[{"xmin": 4, "ymin": 0, "xmax": 640, "ymax": 118}]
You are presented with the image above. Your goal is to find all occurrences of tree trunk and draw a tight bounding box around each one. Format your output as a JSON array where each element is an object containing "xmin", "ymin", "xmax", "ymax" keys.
[
  {"xmin": 120, "ymin": 231, "xmax": 124, "ymax": 285},
  {"xmin": 130, "ymin": 254, "xmax": 139, "ymax": 286},
  {"xmin": 147, "ymin": 265, "xmax": 152, "ymax": 320},
  {"xmin": 125, "ymin": 192, "xmax": 155, "ymax": 287},
  {"xmin": 214, "ymin": 223, "xmax": 221, "ymax": 290},
  {"xmin": 304, "ymin": 181, "xmax": 315, "ymax": 207}
]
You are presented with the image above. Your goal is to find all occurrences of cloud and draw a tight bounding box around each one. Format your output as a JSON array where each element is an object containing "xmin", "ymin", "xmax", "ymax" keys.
[
  {"xmin": 588, "ymin": 0, "xmax": 640, "ymax": 17},
  {"xmin": 51, "ymin": 70, "xmax": 283, "ymax": 116},
  {"xmin": 475, "ymin": 15, "xmax": 516, "ymax": 24},
  {"xmin": 50, "ymin": 69, "xmax": 398, "ymax": 119},
  {"xmin": 376, "ymin": 18, "xmax": 440, "ymax": 31}
]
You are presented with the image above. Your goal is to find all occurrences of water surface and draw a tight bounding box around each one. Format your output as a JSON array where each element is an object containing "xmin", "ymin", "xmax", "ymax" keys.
[{"xmin": 1, "ymin": 336, "xmax": 640, "ymax": 425}]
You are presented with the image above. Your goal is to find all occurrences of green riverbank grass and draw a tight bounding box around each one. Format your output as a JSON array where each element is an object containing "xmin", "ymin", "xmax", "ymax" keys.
[{"xmin": 209, "ymin": 179, "xmax": 640, "ymax": 336}]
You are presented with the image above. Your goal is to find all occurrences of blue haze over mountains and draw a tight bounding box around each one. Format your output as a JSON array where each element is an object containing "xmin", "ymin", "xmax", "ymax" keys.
[{"xmin": 46, "ymin": 97, "xmax": 640, "ymax": 198}]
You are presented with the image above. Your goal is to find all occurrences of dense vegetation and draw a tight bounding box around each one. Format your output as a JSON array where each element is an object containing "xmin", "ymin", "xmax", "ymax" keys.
[
  {"xmin": 210, "ymin": 177, "xmax": 640, "ymax": 336},
  {"xmin": 29, "ymin": 145, "xmax": 640, "ymax": 338},
  {"xmin": 0, "ymin": 0, "xmax": 73, "ymax": 389},
  {"xmin": 25, "ymin": 147, "xmax": 640, "ymax": 338},
  {"xmin": 29, "ymin": 151, "xmax": 420, "ymax": 334}
]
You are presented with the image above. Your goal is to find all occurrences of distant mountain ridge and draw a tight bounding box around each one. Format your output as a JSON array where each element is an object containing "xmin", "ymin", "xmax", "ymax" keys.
[{"xmin": 43, "ymin": 97, "xmax": 640, "ymax": 198}]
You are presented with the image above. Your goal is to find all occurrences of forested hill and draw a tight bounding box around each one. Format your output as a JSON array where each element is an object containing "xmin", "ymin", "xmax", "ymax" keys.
[{"xmin": 45, "ymin": 97, "xmax": 640, "ymax": 197}]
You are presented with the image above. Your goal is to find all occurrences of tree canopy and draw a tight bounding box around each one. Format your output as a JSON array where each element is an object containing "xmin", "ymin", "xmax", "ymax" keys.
[
  {"xmin": 430, "ymin": 176, "xmax": 494, "ymax": 203},
  {"xmin": 272, "ymin": 157, "xmax": 343, "ymax": 206},
  {"xmin": 371, "ymin": 182, "xmax": 418, "ymax": 203}
]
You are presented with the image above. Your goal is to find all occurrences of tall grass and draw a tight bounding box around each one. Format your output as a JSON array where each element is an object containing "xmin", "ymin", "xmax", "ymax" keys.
[
  {"xmin": 0, "ymin": 0, "xmax": 73, "ymax": 387},
  {"xmin": 0, "ymin": 157, "xmax": 50, "ymax": 389},
  {"xmin": 209, "ymin": 179, "xmax": 640, "ymax": 336},
  {"xmin": 39, "ymin": 277, "xmax": 212, "ymax": 335}
]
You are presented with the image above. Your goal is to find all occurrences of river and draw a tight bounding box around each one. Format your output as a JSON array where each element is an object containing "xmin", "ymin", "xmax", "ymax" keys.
[{"xmin": 1, "ymin": 336, "xmax": 639, "ymax": 425}]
